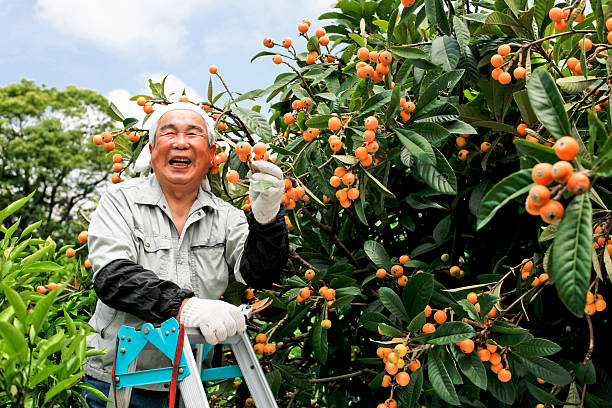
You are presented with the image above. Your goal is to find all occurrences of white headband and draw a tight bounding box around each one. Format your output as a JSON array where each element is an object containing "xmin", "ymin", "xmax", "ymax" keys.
[{"xmin": 133, "ymin": 102, "xmax": 218, "ymax": 191}]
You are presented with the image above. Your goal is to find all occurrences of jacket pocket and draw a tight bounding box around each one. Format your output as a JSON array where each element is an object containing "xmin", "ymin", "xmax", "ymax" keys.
[
  {"xmin": 100, "ymin": 309, "xmax": 118, "ymax": 339},
  {"xmin": 189, "ymin": 241, "xmax": 228, "ymax": 299},
  {"xmin": 134, "ymin": 229, "xmax": 172, "ymax": 279}
]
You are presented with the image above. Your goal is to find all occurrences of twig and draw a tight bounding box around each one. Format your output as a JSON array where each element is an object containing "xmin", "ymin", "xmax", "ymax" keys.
[
  {"xmin": 584, "ymin": 313, "xmax": 594, "ymax": 363},
  {"xmin": 289, "ymin": 245, "xmax": 319, "ymax": 271},
  {"xmin": 308, "ymin": 369, "xmax": 375, "ymax": 383}
]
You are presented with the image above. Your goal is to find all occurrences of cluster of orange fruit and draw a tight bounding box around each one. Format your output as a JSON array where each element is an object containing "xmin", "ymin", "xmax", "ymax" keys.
[
  {"xmin": 520, "ymin": 259, "xmax": 550, "ymax": 287},
  {"xmin": 35, "ymin": 282, "xmax": 59, "ymax": 294},
  {"xmin": 593, "ymin": 224, "xmax": 612, "ymax": 256},
  {"xmin": 355, "ymin": 47, "xmax": 393, "ymax": 83},
  {"xmin": 355, "ymin": 116, "xmax": 380, "ymax": 166},
  {"xmin": 398, "ymin": 97, "xmax": 416, "ymax": 122},
  {"xmin": 455, "ymin": 133, "xmax": 492, "ymax": 161},
  {"xmin": 526, "ymin": 136, "xmax": 589, "ymax": 224},
  {"xmin": 448, "ymin": 265, "xmax": 465, "ymax": 278},
  {"xmin": 584, "ymin": 291, "xmax": 607, "ymax": 314},
  {"xmin": 476, "ymin": 342, "xmax": 512, "ymax": 382},
  {"xmin": 375, "ymin": 255, "xmax": 410, "ymax": 286},
  {"xmin": 284, "ymin": 97, "xmax": 321, "ymax": 142},
  {"xmin": 253, "ymin": 333, "xmax": 276, "ymax": 356},
  {"xmin": 421, "ymin": 293, "xmax": 499, "ymax": 335},
  {"xmin": 234, "ymin": 141, "xmax": 270, "ymax": 163},
  {"xmin": 209, "ymin": 149, "xmax": 229, "ymax": 175},
  {"xmin": 329, "ymin": 167, "xmax": 359, "ymax": 208},
  {"xmin": 92, "ymin": 131, "xmax": 139, "ymax": 184},
  {"xmin": 489, "ymin": 44, "xmax": 525, "ymax": 85},
  {"xmin": 548, "ymin": 6, "xmax": 585, "ymax": 32},
  {"xmin": 377, "ymin": 342, "xmax": 417, "ymax": 386},
  {"xmin": 516, "ymin": 123, "xmax": 555, "ymax": 145},
  {"xmin": 281, "ymin": 178, "xmax": 308, "ymax": 210}
]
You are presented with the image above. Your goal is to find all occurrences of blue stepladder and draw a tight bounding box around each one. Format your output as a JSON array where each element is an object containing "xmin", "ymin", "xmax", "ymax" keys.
[{"xmin": 110, "ymin": 303, "xmax": 278, "ymax": 408}]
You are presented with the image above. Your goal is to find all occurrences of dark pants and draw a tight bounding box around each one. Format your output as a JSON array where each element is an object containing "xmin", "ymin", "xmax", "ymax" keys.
[{"xmin": 81, "ymin": 376, "xmax": 171, "ymax": 408}]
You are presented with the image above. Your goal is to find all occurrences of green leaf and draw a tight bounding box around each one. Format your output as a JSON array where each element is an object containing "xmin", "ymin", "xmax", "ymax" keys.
[
  {"xmin": 514, "ymin": 353, "xmax": 572, "ymax": 384},
  {"xmin": 0, "ymin": 321, "xmax": 27, "ymax": 355},
  {"xmin": 556, "ymin": 76, "xmax": 600, "ymax": 94},
  {"xmin": 477, "ymin": 293, "xmax": 500, "ymax": 320},
  {"xmin": 415, "ymin": 147, "xmax": 457, "ymax": 195},
  {"xmin": 514, "ymin": 338, "xmax": 562, "ymax": 356},
  {"xmin": 348, "ymin": 33, "xmax": 366, "ymax": 47},
  {"xmin": 226, "ymin": 89, "xmax": 268, "ymax": 107},
  {"xmin": 565, "ymin": 382, "xmax": 580, "ymax": 407},
  {"xmin": 359, "ymin": 312, "xmax": 394, "ymax": 332},
  {"xmin": 19, "ymin": 220, "xmax": 42, "ymax": 239},
  {"xmin": 31, "ymin": 364, "xmax": 61, "ymax": 387},
  {"xmin": 0, "ymin": 283, "xmax": 26, "ymax": 322},
  {"xmin": 425, "ymin": 0, "xmax": 451, "ymax": 34},
  {"xmin": 453, "ymin": 17, "xmax": 470, "ymax": 50},
  {"xmin": 395, "ymin": 129, "xmax": 436, "ymax": 165},
  {"xmin": 513, "ymin": 139, "xmax": 559, "ymax": 163},
  {"xmin": 524, "ymin": 381, "xmax": 565, "ymax": 404},
  {"xmin": 431, "ymin": 36, "xmax": 460, "ymax": 71},
  {"xmin": 122, "ymin": 117, "xmax": 139, "ymax": 129},
  {"xmin": 44, "ymin": 371, "xmax": 85, "ymax": 403},
  {"xmin": 426, "ymin": 321, "xmax": 475, "ymax": 345},
  {"xmin": 477, "ymin": 169, "xmax": 533, "ymax": 230},
  {"xmin": 407, "ymin": 311, "xmax": 427, "ymax": 331},
  {"xmin": 0, "ymin": 191, "xmax": 35, "ymax": 225},
  {"xmin": 356, "ymin": 90, "xmax": 392, "ymax": 118},
  {"xmin": 232, "ymin": 107, "xmax": 274, "ymax": 140},
  {"xmin": 106, "ymin": 102, "xmax": 125, "ymax": 122},
  {"xmin": 528, "ymin": 70, "xmax": 571, "ymax": 140},
  {"xmin": 77, "ymin": 382, "xmax": 112, "ymax": 403},
  {"xmin": 487, "ymin": 371, "xmax": 517, "ymax": 404},
  {"xmin": 551, "ymin": 193, "xmax": 592, "ymax": 317},
  {"xmin": 513, "ymin": 89, "xmax": 538, "ymax": 126},
  {"xmin": 594, "ymin": 156, "xmax": 612, "ymax": 177},
  {"xmin": 402, "ymin": 273, "xmax": 434, "ymax": 318},
  {"xmin": 386, "ymin": 84, "xmax": 402, "ymax": 121},
  {"xmin": 418, "ymin": 70, "xmax": 464, "ymax": 109},
  {"xmin": 588, "ymin": 110, "xmax": 607, "ymax": 151},
  {"xmin": 312, "ymin": 320, "xmax": 328, "ymax": 364},
  {"xmin": 574, "ymin": 360, "xmax": 596, "ymax": 384},
  {"xmin": 250, "ymin": 51, "xmax": 277, "ymax": 63},
  {"xmin": 305, "ymin": 114, "xmax": 333, "ymax": 129},
  {"xmin": 362, "ymin": 166, "xmax": 395, "ymax": 197},
  {"xmin": 364, "ymin": 240, "xmax": 392, "ymax": 270},
  {"xmin": 333, "ymin": 154, "xmax": 360, "ymax": 165},
  {"xmin": 428, "ymin": 347, "xmax": 460, "ymax": 405},
  {"xmin": 378, "ymin": 287, "xmax": 411, "ymax": 322},
  {"xmin": 387, "ymin": 8, "xmax": 398, "ymax": 45},
  {"xmin": 378, "ymin": 323, "xmax": 405, "ymax": 338},
  {"xmin": 450, "ymin": 344, "xmax": 487, "ymax": 390}
]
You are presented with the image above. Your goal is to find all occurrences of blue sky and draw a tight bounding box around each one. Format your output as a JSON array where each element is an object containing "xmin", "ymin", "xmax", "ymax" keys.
[{"xmin": 1, "ymin": 0, "xmax": 333, "ymax": 120}]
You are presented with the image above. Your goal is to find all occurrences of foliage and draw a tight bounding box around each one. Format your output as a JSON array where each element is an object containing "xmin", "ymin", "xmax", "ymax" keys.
[
  {"xmin": 0, "ymin": 79, "xmax": 113, "ymax": 242},
  {"xmin": 0, "ymin": 195, "xmax": 101, "ymax": 407},
  {"xmin": 7, "ymin": 0, "xmax": 612, "ymax": 407}
]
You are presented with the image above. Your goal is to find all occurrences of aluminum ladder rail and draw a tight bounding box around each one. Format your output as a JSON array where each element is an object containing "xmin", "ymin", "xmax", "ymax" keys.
[{"xmin": 109, "ymin": 305, "xmax": 278, "ymax": 408}]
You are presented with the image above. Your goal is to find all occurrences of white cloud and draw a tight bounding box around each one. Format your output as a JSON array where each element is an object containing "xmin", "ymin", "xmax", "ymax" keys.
[{"xmin": 33, "ymin": 0, "xmax": 209, "ymax": 60}]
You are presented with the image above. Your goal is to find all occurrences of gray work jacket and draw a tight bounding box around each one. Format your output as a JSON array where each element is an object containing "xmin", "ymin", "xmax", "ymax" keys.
[{"xmin": 84, "ymin": 175, "xmax": 249, "ymax": 391}]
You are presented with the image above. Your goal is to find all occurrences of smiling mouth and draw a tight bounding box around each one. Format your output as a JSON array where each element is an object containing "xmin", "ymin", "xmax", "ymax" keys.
[{"xmin": 169, "ymin": 158, "xmax": 192, "ymax": 167}]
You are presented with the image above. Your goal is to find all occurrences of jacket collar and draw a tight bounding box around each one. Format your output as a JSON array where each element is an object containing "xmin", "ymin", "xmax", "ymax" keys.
[{"xmin": 134, "ymin": 175, "xmax": 219, "ymax": 211}]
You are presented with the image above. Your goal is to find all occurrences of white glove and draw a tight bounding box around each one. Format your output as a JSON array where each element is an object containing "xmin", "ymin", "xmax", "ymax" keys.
[
  {"xmin": 248, "ymin": 160, "xmax": 284, "ymax": 224},
  {"xmin": 179, "ymin": 298, "xmax": 246, "ymax": 345}
]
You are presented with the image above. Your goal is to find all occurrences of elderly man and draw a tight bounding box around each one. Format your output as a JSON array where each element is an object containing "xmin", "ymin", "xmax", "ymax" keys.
[{"xmin": 82, "ymin": 102, "xmax": 288, "ymax": 407}]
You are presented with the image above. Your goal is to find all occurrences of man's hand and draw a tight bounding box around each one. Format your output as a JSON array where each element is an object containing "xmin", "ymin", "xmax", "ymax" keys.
[
  {"xmin": 179, "ymin": 298, "xmax": 246, "ymax": 344},
  {"xmin": 248, "ymin": 160, "xmax": 284, "ymax": 224}
]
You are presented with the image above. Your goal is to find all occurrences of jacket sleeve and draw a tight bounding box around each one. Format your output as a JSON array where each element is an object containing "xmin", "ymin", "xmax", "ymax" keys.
[
  {"xmin": 238, "ymin": 206, "xmax": 288, "ymax": 289},
  {"xmin": 93, "ymin": 259, "xmax": 194, "ymax": 323}
]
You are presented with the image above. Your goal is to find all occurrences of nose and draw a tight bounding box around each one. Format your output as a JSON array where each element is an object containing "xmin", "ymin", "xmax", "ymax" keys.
[{"xmin": 172, "ymin": 132, "xmax": 190, "ymax": 149}]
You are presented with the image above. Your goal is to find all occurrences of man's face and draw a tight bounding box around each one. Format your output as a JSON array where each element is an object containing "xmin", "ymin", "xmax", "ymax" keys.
[{"xmin": 149, "ymin": 109, "xmax": 216, "ymax": 190}]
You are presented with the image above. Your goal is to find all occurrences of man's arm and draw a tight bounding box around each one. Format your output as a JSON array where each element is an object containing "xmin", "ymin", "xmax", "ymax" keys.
[
  {"xmin": 225, "ymin": 205, "xmax": 288, "ymax": 289},
  {"xmin": 89, "ymin": 189, "xmax": 193, "ymax": 323}
]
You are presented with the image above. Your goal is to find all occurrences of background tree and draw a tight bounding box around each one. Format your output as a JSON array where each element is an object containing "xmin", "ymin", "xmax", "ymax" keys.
[{"xmin": 0, "ymin": 79, "xmax": 113, "ymax": 242}]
